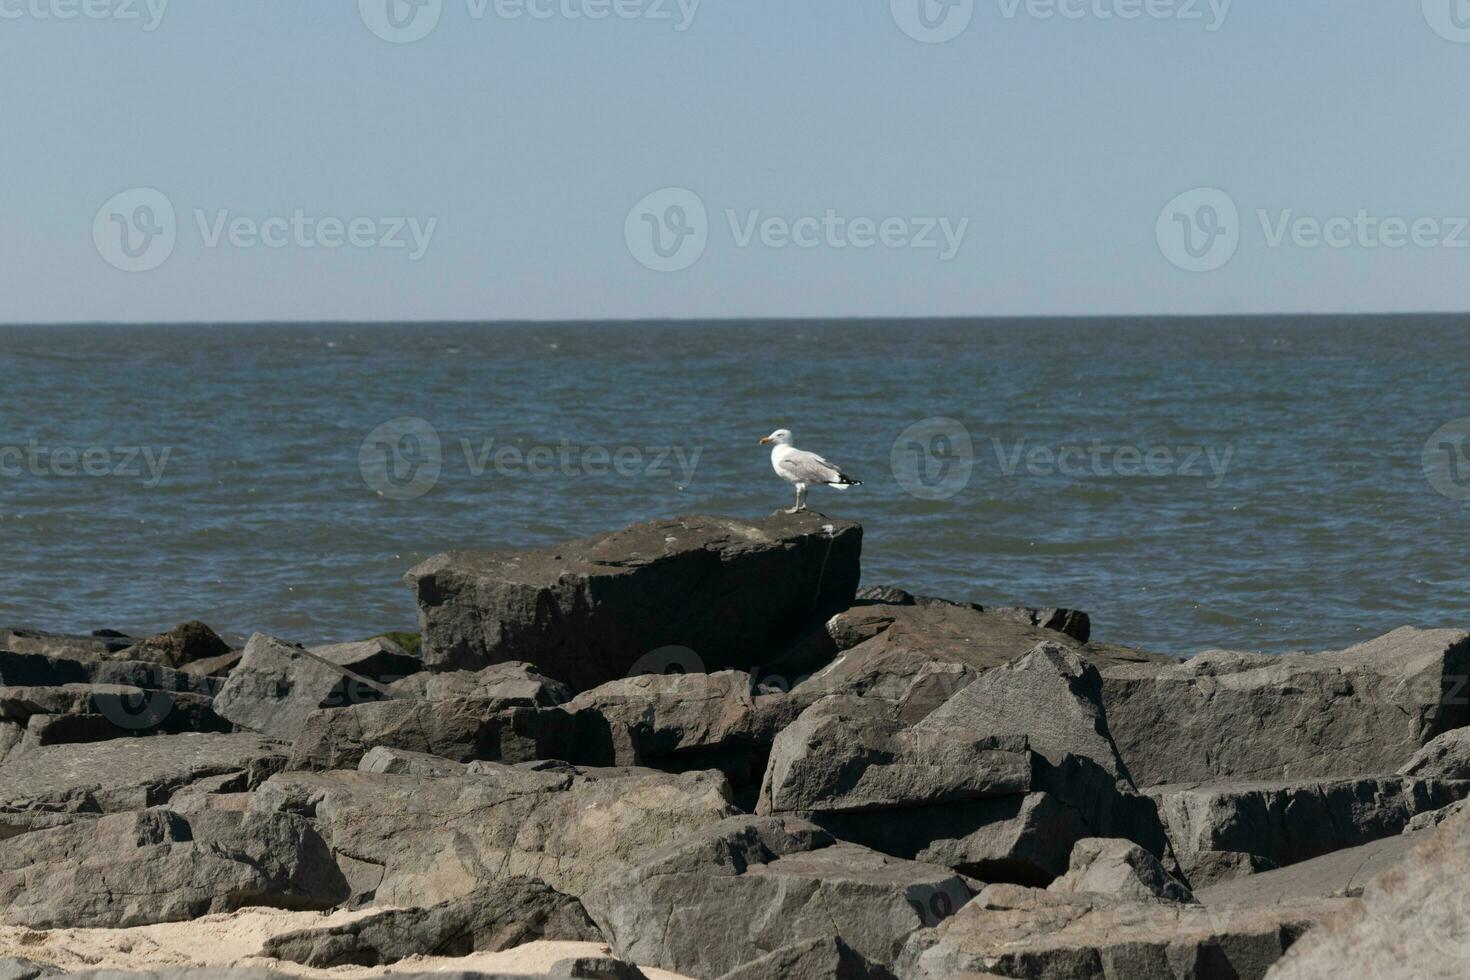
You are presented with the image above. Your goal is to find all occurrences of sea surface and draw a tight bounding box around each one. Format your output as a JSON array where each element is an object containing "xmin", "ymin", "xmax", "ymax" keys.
[{"xmin": 1, "ymin": 317, "xmax": 1467, "ymax": 657}]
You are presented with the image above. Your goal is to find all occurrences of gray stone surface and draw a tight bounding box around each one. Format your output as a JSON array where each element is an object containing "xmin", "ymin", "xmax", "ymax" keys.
[
  {"xmin": 405, "ymin": 513, "xmax": 862, "ymax": 690},
  {"xmin": 286, "ymin": 697, "xmax": 573, "ymax": 772},
  {"xmin": 0, "ymin": 733, "xmax": 288, "ymax": 838},
  {"xmin": 307, "ymin": 637, "xmax": 423, "ymax": 685},
  {"xmin": 1102, "ymin": 627, "xmax": 1470, "ymax": 786},
  {"xmin": 1149, "ymin": 776, "xmax": 1470, "ymax": 886},
  {"xmin": 1397, "ymin": 725, "xmax": 1470, "ymax": 780},
  {"xmin": 0, "ymin": 629, "xmax": 132, "ymax": 662},
  {"xmin": 113, "ymin": 622, "xmax": 231, "ymax": 670},
  {"xmin": 918, "ymin": 641, "xmax": 1130, "ymax": 780},
  {"xmin": 757, "ymin": 696, "xmax": 1032, "ymax": 815},
  {"xmin": 389, "ymin": 662, "xmax": 572, "ymax": 705},
  {"xmin": 261, "ymin": 878, "xmax": 602, "ymax": 967},
  {"xmin": 1047, "ymin": 837, "xmax": 1194, "ymax": 903},
  {"xmin": 903, "ymin": 883, "xmax": 1342, "ymax": 980},
  {"xmin": 582, "ymin": 816, "xmax": 971, "ymax": 980},
  {"xmin": 0, "ymin": 807, "xmax": 348, "ymax": 928},
  {"xmin": 212, "ymin": 634, "xmax": 399, "ymax": 740},
  {"xmin": 548, "ymin": 956, "xmax": 647, "ymax": 979},
  {"xmin": 1266, "ymin": 804, "xmax": 1470, "ymax": 980},
  {"xmin": 1199, "ymin": 832, "xmax": 1425, "ymax": 906},
  {"xmin": 250, "ymin": 764, "xmax": 737, "ymax": 906}
]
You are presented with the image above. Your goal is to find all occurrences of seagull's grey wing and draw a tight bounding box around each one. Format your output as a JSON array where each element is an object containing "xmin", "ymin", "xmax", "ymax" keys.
[{"xmin": 776, "ymin": 449, "xmax": 844, "ymax": 485}]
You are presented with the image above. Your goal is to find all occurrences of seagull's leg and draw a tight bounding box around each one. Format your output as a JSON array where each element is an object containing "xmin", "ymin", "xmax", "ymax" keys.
[{"xmin": 796, "ymin": 483, "xmax": 808, "ymax": 512}]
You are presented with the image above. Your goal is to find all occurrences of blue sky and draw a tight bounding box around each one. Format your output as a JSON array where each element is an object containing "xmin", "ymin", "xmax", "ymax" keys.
[{"xmin": 4, "ymin": 1, "xmax": 1470, "ymax": 322}]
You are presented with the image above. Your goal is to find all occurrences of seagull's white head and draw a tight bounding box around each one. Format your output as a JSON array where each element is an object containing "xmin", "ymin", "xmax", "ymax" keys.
[{"xmin": 759, "ymin": 428, "xmax": 794, "ymax": 447}]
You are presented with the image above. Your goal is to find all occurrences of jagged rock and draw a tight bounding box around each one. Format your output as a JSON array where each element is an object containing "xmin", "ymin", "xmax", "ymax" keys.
[
  {"xmin": 0, "ymin": 683, "xmax": 228, "ymax": 754},
  {"xmin": 582, "ymin": 815, "xmax": 971, "ymax": 980},
  {"xmin": 286, "ymin": 696, "xmax": 573, "ymax": 771},
  {"xmin": 250, "ymin": 765, "xmax": 737, "ymax": 906},
  {"xmin": 178, "ymin": 650, "xmax": 242, "ymax": 679},
  {"xmin": 903, "ymin": 883, "xmax": 1342, "ymax": 980},
  {"xmin": 1265, "ymin": 803, "xmax": 1470, "ymax": 979},
  {"xmin": 1398, "ymin": 726, "xmax": 1470, "ymax": 780},
  {"xmin": 262, "ymin": 878, "xmax": 602, "ymax": 967},
  {"xmin": 917, "ymin": 641, "xmax": 1130, "ymax": 780},
  {"xmin": 1047, "ymin": 838, "xmax": 1194, "ymax": 903},
  {"xmin": 0, "ymin": 733, "xmax": 288, "ymax": 838},
  {"xmin": 0, "ymin": 629, "xmax": 133, "ymax": 661},
  {"xmin": 0, "ymin": 651, "xmax": 220, "ymax": 698},
  {"xmin": 564, "ymin": 670, "xmax": 794, "ymax": 790},
  {"xmin": 0, "ymin": 807, "xmax": 349, "ymax": 928},
  {"xmin": 757, "ymin": 696, "xmax": 1032, "ymax": 815},
  {"xmin": 389, "ymin": 661, "xmax": 572, "ymax": 705},
  {"xmin": 212, "ymin": 634, "xmax": 399, "ymax": 740},
  {"xmin": 549, "ymin": 956, "xmax": 647, "ymax": 979},
  {"xmin": 713, "ymin": 937, "xmax": 890, "ymax": 980},
  {"xmin": 307, "ymin": 637, "xmax": 423, "ymax": 685},
  {"xmin": 1101, "ymin": 627, "xmax": 1470, "ymax": 786},
  {"xmin": 758, "ymin": 695, "xmax": 1169, "ymax": 886},
  {"xmin": 113, "ymin": 621, "xmax": 231, "ymax": 669},
  {"xmin": 1198, "ymin": 832, "xmax": 1425, "ymax": 905},
  {"xmin": 1405, "ymin": 798, "xmax": 1468, "ymax": 833},
  {"xmin": 985, "ymin": 606, "xmax": 1092, "ymax": 643},
  {"xmin": 405, "ymin": 513, "xmax": 862, "ymax": 690},
  {"xmin": 1148, "ymin": 776, "xmax": 1470, "ymax": 886},
  {"xmin": 787, "ymin": 603, "xmax": 1166, "ymax": 723}
]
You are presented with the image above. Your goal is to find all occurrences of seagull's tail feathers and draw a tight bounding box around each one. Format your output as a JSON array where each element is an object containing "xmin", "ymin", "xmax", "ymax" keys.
[{"xmin": 827, "ymin": 474, "xmax": 862, "ymax": 490}]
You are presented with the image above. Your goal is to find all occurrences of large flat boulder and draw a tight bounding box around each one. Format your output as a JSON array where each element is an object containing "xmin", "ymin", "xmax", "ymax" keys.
[
  {"xmin": 0, "ymin": 807, "xmax": 348, "ymax": 928},
  {"xmin": 902, "ymin": 883, "xmax": 1343, "ymax": 980},
  {"xmin": 1101, "ymin": 627, "xmax": 1470, "ymax": 786},
  {"xmin": 1149, "ymin": 776, "xmax": 1470, "ymax": 886},
  {"xmin": 0, "ymin": 733, "xmax": 288, "ymax": 838},
  {"xmin": 0, "ymin": 683, "xmax": 228, "ymax": 756},
  {"xmin": 405, "ymin": 513, "xmax": 862, "ymax": 690},
  {"xmin": 389, "ymin": 662, "xmax": 572, "ymax": 705},
  {"xmin": 212, "ymin": 634, "xmax": 399, "ymax": 741},
  {"xmin": 1198, "ymin": 831, "xmax": 1426, "ymax": 906},
  {"xmin": 581, "ymin": 815, "xmax": 972, "ymax": 980},
  {"xmin": 260, "ymin": 877, "xmax": 602, "ymax": 967},
  {"xmin": 0, "ymin": 629, "xmax": 133, "ymax": 662},
  {"xmin": 250, "ymin": 764, "xmax": 737, "ymax": 906},
  {"xmin": 1265, "ymin": 803, "xmax": 1470, "ymax": 979}
]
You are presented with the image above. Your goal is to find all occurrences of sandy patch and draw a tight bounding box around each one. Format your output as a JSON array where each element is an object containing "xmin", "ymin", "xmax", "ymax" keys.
[{"xmin": 0, "ymin": 908, "xmax": 692, "ymax": 979}]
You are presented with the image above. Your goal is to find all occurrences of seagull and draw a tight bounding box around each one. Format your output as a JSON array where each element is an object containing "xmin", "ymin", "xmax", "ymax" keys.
[{"xmin": 759, "ymin": 428, "xmax": 862, "ymax": 513}]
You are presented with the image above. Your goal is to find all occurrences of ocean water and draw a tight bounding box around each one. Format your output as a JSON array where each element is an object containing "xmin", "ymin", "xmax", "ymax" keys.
[{"xmin": 1, "ymin": 317, "xmax": 1467, "ymax": 657}]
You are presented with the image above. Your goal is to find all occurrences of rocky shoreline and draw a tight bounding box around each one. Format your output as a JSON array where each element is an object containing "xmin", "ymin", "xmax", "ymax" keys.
[{"xmin": 2, "ymin": 511, "xmax": 1468, "ymax": 979}]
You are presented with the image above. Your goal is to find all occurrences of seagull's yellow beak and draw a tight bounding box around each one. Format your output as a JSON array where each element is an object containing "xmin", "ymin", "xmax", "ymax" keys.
[{"xmin": 759, "ymin": 436, "xmax": 774, "ymax": 445}]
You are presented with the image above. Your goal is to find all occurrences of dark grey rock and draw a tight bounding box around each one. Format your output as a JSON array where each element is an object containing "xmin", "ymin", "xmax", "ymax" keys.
[
  {"xmin": 1101, "ymin": 627, "xmax": 1470, "ymax": 787},
  {"xmin": 713, "ymin": 937, "xmax": 890, "ymax": 980},
  {"xmin": 262, "ymin": 878, "xmax": 602, "ymax": 967},
  {"xmin": 0, "ymin": 807, "xmax": 349, "ymax": 928},
  {"xmin": 548, "ymin": 956, "xmax": 647, "ymax": 979},
  {"xmin": 286, "ymin": 696, "xmax": 574, "ymax": 771},
  {"xmin": 1405, "ymin": 798, "xmax": 1468, "ymax": 833},
  {"xmin": 582, "ymin": 815, "xmax": 971, "ymax": 980},
  {"xmin": 405, "ymin": 513, "xmax": 862, "ymax": 691},
  {"xmin": 213, "ymin": 634, "xmax": 399, "ymax": 740},
  {"xmin": 0, "ymin": 733, "xmax": 288, "ymax": 838},
  {"xmin": 112, "ymin": 622, "xmax": 231, "ymax": 669},
  {"xmin": 0, "ymin": 959, "xmax": 62, "ymax": 980},
  {"xmin": 308, "ymin": 636, "xmax": 423, "ymax": 686},
  {"xmin": 0, "ymin": 683, "xmax": 228, "ymax": 754},
  {"xmin": 1148, "ymin": 776, "xmax": 1470, "ymax": 886}
]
